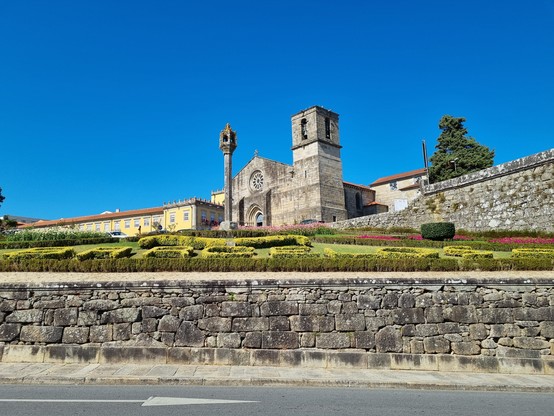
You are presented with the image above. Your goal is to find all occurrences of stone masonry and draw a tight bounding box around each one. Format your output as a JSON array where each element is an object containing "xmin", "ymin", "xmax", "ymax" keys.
[
  {"xmin": 336, "ymin": 148, "xmax": 554, "ymax": 232},
  {"xmin": 0, "ymin": 274, "xmax": 553, "ymax": 374}
]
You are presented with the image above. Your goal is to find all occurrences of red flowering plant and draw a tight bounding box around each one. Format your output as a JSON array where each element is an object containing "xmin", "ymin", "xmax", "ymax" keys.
[{"xmin": 488, "ymin": 237, "xmax": 554, "ymax": 245}]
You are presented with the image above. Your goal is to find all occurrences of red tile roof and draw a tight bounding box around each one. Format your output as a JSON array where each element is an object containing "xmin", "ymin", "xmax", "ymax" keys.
[
  {"xmin": 21, "ymin": 206, "xmax": 164, "ymax": 228},
  {"xmin": 370, "ymin": 168, "xmax": 427, "ymax": 187}
]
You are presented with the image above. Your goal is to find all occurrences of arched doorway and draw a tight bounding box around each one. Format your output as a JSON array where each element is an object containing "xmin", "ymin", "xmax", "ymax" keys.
[{"xmin": 247, "ymin": 205, "xmax": 264, "ymax": 227}]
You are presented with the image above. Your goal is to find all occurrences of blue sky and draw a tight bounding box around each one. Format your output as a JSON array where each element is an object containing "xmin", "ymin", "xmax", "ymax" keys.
[{"xmin": 1, "ymin": 0, "xmax": 553, "ymax": 220}]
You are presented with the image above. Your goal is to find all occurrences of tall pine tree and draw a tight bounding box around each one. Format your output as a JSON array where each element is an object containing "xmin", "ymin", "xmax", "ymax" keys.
[{"xmin": 429, "ymin": 115, "xmax": 494, "ymax": 183}]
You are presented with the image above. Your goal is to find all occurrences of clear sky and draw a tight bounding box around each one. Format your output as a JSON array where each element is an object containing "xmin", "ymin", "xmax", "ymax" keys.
[{"xmin": 1, "ymin": 0, "xmax": 553, "ymax": 220}]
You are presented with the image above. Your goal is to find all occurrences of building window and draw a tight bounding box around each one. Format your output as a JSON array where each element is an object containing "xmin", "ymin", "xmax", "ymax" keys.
[
  {"xmin": 134, "ymin": 219, "xmax": 140, "ymax": 228},
  {"xmin": 332, "ymin": 216, "xmax": 337, "ymax": 222},
  {"xmin": 169, "ymin": 212, "xmax": 176, "ymax": 224},
  {"xmin": 103, "ymin": 222, "xmax": 110, "ymax": 231},
  {"xmin": 301, "ymin": 118, "xmax": 308, "ymax": 139},
  {"xmin": 201, "ymin": 210, "xmax": 208, "ymax": 226},
  {"xmin": 124, "ymin": 219, "xmax": 130, "ymax": 228},
  {"xmin": 184, "ymin": 212, "xmax": 189, "ymax": 221},
  {"xmin": 218, "ymin": 214, "xmax": 223, "ymax": 224},
  {"xmin": 114, "ymin": 221, "xmax": 120, "ymax": 231},
  {"xmin": 355, "ymin": 193, "xmax": 362, "ymax": 210},
  {"xmin": 325, "ymin": 117, "xmax": 331, "ymax": 139},
  {"xmin": 79, "ymin": 224, "xmax": 84, "ymax": 231},
  {"xmin": 86, "ymin": 224, "xmax": 92, "ymax": 231},
  {"xmin": 143, "ymin": 218, "xmax": 150, "ymax": 227},
  {"xmin": 390, "ymin": 181, "xmax": 398, "ymax": 191},
  {"xmin": 95, "ymin": 223, "xmax": 101, "ymax": 232}
]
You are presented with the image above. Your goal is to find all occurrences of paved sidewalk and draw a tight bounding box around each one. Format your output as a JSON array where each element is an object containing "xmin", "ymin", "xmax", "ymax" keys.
[{"xmin": 0, "ymin": 363, "xmax": 553, "ymax": 392}]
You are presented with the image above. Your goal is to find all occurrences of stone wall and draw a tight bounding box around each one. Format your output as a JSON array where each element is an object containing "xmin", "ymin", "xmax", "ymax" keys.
[
  {"xmin": 335, "ymin": 148, "xmax": 554, "ymax": 232},
  {"xmin": 0, "ymin": 273, "xmax": 553, "ymax": 374}
]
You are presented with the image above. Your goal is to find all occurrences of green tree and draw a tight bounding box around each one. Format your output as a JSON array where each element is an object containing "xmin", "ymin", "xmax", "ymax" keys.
[{"xmin": 428, "ymin": 115, "xmax": 494, "ymax": 183}]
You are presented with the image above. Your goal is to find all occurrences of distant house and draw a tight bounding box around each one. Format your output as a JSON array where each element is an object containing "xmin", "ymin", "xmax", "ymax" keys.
[
  {"xmin": 370, "ymin": 168, "xmax": 427, "ymax": 212},
  {"xmin": 19, "ymin": 198, "xmax": 224, "ymax": 234}
]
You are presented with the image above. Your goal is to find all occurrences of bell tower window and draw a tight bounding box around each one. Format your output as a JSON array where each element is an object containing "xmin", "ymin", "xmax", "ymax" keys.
[
  {"xmin": 301, "ymin": 118, "xmax": 308, "ymax": 140},
  {"xmin": 325, "ymin": 117, "xmax": 331, "ymax": 139}
]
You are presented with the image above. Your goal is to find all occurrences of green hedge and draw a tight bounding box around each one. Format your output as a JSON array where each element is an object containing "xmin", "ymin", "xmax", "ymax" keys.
[
  {"xmin": 512, "ymin": 248, "xmax": 554, "ymax": 258},
  {"xmin": 143, "ymin": 246, "xmax": 194, "ymax": 259},
  {"xmin": 0, "ymin": 257, "xmax": 461, "ymax": 272},
  {"xmin": 234, "ymin": 235, "xmax": 311, "ymax": 249},
  {"xmin": 138, "ymin": 235, "xmax": 225, "ymax": 250},
  {"xmin": 323, "ymin": 248, "xmax": 377, "ymax": 259},
  {"xmin": 421, "ymin": 222, "xmax": 456, "ymax": 241},
  {"xmin": 0, "ymin": 237, "xmax": 117, "ymax": 250},
  {"xmin": 76, "ymin": 247, "xmax": 133, "ymax": 260},
  {"xmin": 376, "ymin": 247, "xmax": 440, "ymax": 259},
  {"xmin": 268, "ymin": 245, "xmax": 317, "ymax": 258},
  {"xmin": 201, "ymin": 246, "xmax": 255, "ymax": 258},
  {"xmin": 2, "ymin": 247, "xmax": 76, "ymax": 260},
  {"xmin": 443, "ymin": 246, "xmax": 493, "ymax": 259}
]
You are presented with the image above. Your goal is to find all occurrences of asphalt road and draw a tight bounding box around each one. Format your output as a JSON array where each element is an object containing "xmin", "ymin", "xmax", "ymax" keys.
[{"xmin": 0, "ymin": 384, "xmax": 552, "ymax": 416}]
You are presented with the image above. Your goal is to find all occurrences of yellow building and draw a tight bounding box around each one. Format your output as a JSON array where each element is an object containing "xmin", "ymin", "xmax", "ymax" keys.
[{"xmin": 23, "ymin": 198, "xmax": 224, "ymax": 235}]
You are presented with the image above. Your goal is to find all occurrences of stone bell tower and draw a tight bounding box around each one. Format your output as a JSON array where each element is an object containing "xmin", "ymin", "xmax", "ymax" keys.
[{"xmin": 219, "ymin": 123, "xmax": 238, "ymax": 230}]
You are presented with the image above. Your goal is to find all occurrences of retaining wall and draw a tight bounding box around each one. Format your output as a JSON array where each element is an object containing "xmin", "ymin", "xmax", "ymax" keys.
[
  {"xmin": 336, "ymin": 148, "xmax": 554, "ymax": 232},
  {"xmin": 0, "ymin": 273, "xmax": 553, "ymax": 374}
]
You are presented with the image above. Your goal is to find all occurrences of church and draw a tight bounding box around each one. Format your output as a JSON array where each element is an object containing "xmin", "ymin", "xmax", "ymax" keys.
[{"xmin": 215, "ymin": 106, "xmax": 387, "ymax": 227}]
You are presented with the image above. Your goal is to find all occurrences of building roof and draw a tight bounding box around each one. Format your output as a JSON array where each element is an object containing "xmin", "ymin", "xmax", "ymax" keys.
[
  {"xmin": 370, "ymin": 168, "xmax": 427, "ymax": 187},
  {"xmin": 343, "ymin": 181, "xmax": 373, "ymax": 191},
  {"xmin": 21, "ymin": 206, "xmax": 164, "ymax": 228}
]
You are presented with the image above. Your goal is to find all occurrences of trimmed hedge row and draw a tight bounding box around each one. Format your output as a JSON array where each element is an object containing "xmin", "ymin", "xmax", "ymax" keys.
[
  {"xmin": 2, "ymin": 247, "xmax": 76, "ymax": 260},
  {"xmin": 444, "ymin": 245, "xmax": 494, "ymax": 259},
  {"xmin": 0, "ymin": 257, "xmax": 551, "ymax": 272},
  {"xmin": 143, "ymin": 246, "xmax": 194, "ymax": 259},
  {"xmin": 0, "ymin": 237, "xmax": 118, "ymax": 250},
  {"xmin": 76, "ymin": 247, "xmax": 133, "ymax": 260},
  {"xmin": 376, "ymin": 247, "xmax": 440, "ymax": 259},
  {"xmin": 201, "ymin": 246, "xmax": 255, "ymax": 258},
  {"xmin": 138, "ymin": 235, "xmax": 226, "ymax": 250},
  {"xmin": 311, "ymin": 235, "xmax": 554, "ymax": 252},
  {"xmin": 268, "ymin": 246, "xmax": 317, "ymax": 258},
  {"xmin": 323, "ymin": 248, "xmax": 376, "ymax": 259},
  {"xmin": 512, "ymin": 248, "xmax": 554, "ymax": 258}
]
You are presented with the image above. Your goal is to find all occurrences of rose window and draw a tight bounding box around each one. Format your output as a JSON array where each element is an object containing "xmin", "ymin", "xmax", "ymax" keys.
[{"xmin": 250, "ymin": 171, "xmax": 264, "ymax": 191}]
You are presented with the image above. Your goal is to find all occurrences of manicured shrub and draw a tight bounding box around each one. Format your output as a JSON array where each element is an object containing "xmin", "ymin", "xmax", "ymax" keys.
[
  {"xmin": 0, "ymin": 237, "xmax": 116, "ymax": 250},
  {"xmin": 201, "ymin": 246, "xmax": 255, "ymax": 258},
  {"xmin": 3, "ymin": 247, "xmax": 76, "ymax": 260},
  {"xmin": 376, "ymin": 247, "xmax": 440, "ymax": 259},
  {"xmin": 234, "ymin": 235, "xmax": 311, "ymax": 248},
  {"xmin": 512, "ymin": 248, "xmax": 554, "ymax": 258},
  {"xmin": 269, "ymin": 245, "xmax": 318, "ymax": 258},
  {"xmin": 421, "ymin": 222, "xmax": 456, "ymax": 241},
  {"xmin": 76, "ymin": 247, "xmax": 133, "ymax": 260},
  {"xmin": 323, "ymin": 248, "xmax": 377, "ymax": 259},
  {"xmin": 143, "ymin": 246, "xmax": 194, "ymax": 258}
]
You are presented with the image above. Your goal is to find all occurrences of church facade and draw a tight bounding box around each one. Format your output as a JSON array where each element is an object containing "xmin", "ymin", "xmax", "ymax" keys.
[{"xmin": 224, "ymin": 106, "xmax": 382, "ymax": 227}]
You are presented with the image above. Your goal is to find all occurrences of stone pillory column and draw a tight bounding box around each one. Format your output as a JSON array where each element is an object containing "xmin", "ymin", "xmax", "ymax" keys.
[{"xmin": 219, "ymin": 123, "xmax": 238, "ymax": 230}]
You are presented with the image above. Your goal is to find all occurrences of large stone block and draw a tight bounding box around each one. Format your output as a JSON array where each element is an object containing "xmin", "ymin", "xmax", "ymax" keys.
[
  {"xmin": 425, "ymin": 307, "xmax": 444, "ymax": 323},
  {"xmin": 469, "ymin": 323, "xmax": 488, "ymax": 340},
  {"xmin": 451, "ymin": 341, "xmax": 480, "ymax": 355},
  {"xmin": 53, "ymin": 308, "xmax": 78, "ymax": 326},
  {"xmin": 180, "ymin": 305, "xmax": 204, "ymax": 321},
  {"xmin": 299, "ymin": 303, "xmax": 327, "ymax": 315},
  {"xmin": 290, "ymin": 315, "xmax": 334, "ymax": 332},
  {"xmin": 142, "ymin": 306, "xmax": 169, "ymax": 318},
  {"xmin": 217, "ymin": 333, "xmax": 241, "ymax": 348},
  {"xmin": 375, "ymin": 327, "xmax": 402, "ymax": 353},
  {"xmin": 398, "ymin": 293, "xmax": 416, "ymax": 308},
  {"xmin": 6, "ymin": 310, "xmax": 43, "ymax": 323},
  {"xmin": 443, "ymin": 305, "xmax": 478, "ymax": 323},
  {"xmin": 89, "ymin": 325, "xmax": 113, "ymax": 343},
  {"xmin": 232, "ymin": 317, "xmax": 269, "ymax": 332},
  {"xmin": 0, "ymin": 323, "xmax": 21, "ymax": 341},
  {"xmin": 392, "ymin": 308, "xmax": 424, "ymax": 324},
  {"xmin": 260, "ymin": 301, "xmax": 298, "ymax": 316},
  {"xmin": 158, "ymin": 315, "xmax": 181, "ymax": 332},
  {"xmin": 357, "ymin": 295, "xmax": 381, "ymax": 310},
  {"xmin": 198, "ymin": 317, "xmax": 232, "ymax": 332},
  {"xmin": 315, "ymin": 333, "xmax": 351, "ymax": 349},
  {"xmin": 242, "ymin": 332, "xmax": 262, "ymax": 348},
  {"xmin": 20, "ymin": 326, "xmax": 63, "ymax": 343},
  {"xmin": 540, "ymin": 321, "xmax": 554, "ymax": 338},
  {"xmin": 415, "ymin": 324, "xmax": 439, "ymax": 337},
  {"xmin": 113, "ymin": 323, "xmax": 131, "ymax": 341},
  {"xmin": 335, "ymin": 314, "xmax": 366, "ymax": 331},
  {"xmin": 221, "ymin": 301, "xmax": 251, "ymax": 317},
  {"xmin": 101, "ymin": 308, "xmax": 141, "ymax": 324},
  {"xmin": 175, "ymin": 321, "xmax": 205, "ymax": 347},
  {"xmin": 354, "ymin": 332, "xmax": 375, "ymax": 349},
  {"xmin": 261, "ymin": 331, "xmax": 299, "ymax": 349},
  {"xmin": 423, "ymin": 336, "xmax": 450, "ymax": 354},
  {"xmin": 513, "ymin": 337, "xmax": 551, "ymax": 350},
  {"xmin": 478, "ymin": 308, "xmax": 514, "ymax": 324},
  {"xmin": 514, "ymin": 307, "xmax": 554, "ymax": 321},
  {"xmin": 62, "ymin": 327, "xmax": 89, "ymax": 344},
  {"xmin": 83, "ymin": 300, "xmax": 119, "ymax": 311}
]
